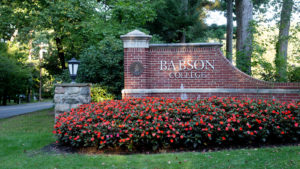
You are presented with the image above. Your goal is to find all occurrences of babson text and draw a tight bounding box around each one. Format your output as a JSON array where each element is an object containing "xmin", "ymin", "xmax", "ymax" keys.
[
  {"xmin": 160, "ymin": 60, "xmax": 215, "ymax": 71},
  {"xmin": 160, "ymin": 60, "xmax": 215, "ymax": 79}
]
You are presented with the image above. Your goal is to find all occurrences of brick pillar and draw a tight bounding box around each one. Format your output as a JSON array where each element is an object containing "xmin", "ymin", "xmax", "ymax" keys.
[{"xmin": 121, "ymin": 30, "xmax": 152, "ymax": 98}]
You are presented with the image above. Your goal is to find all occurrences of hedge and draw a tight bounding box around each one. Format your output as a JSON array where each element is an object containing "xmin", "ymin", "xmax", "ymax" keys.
[{"xmin": 53, "ymin": 97, "xmax": 300, "ymax": 151}]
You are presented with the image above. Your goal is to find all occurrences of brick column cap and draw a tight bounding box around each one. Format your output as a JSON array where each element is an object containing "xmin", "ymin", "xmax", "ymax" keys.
[{"xmin": 121, "ymin": 30, "xmax": 152, "ymax": 48}]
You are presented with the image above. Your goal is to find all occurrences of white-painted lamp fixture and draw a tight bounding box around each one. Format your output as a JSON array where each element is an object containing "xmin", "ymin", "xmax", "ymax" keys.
[{"xmin": 68, "ymin": 58, "xmax": 80, "ymax": 83}]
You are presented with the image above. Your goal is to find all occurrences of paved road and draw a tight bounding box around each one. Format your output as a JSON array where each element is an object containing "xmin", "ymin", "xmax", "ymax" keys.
[{"xmin": 0, "ymin": 102, "xmax": 54, "ymax": 119}]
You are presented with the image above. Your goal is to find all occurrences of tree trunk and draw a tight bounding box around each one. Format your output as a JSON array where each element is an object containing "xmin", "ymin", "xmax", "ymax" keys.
[
  {"xmin": 55, "ymin": 37, "xmax": 66, "ymax": 69},
  {"xmin": 180, "ymin": 32, "xmax": 186, "ymax": 43},
  {"xmin": 27, "ymin": 87, "xmax": 31, "ymax": 103},
  {"xmin": 226, "ymin": 0, "xmax": 233, "ymax": 62},
  {"xmin": 235, "ymin": 0, "xmax": 253, "ymax": 75},
  {"xmin": 275, "ymin": 0, "xmax": 293, "ymax": 82},
  {"xmin": 28, "ymin": 30, "xmax": 34, "ymax": 61},
  {"xmin": 2, "ymin": 90, "xmax": 7, "ymax": 105}
]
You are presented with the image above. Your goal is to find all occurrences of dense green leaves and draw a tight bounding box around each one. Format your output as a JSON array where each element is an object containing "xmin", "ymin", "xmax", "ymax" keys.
[
  {"xmin": 146, "ymin": 0, "xmax": 205, "ymax": 43},
  {"xmin": 0, "ymin": 43, "xmax": 32, "ymax": 105},
  {"xmin": 77, "ymin": 36, "xmax": 123, "ymax": 97},
  {"xmin": 0, "ymin": 0, "xmax": 299, "ymax": 103}
]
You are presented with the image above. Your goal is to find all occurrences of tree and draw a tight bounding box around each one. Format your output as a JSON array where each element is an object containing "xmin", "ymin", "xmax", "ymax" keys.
[
  {"xmin": 275, "ymin": 0, "xmax": 294, "ymax": 82},
  {"xmin": 77, "ymin": 36, "xmax": 123, "ymax": 97},
  {"xmin": 235, "ymin": 0, "xmax": 254, "ymax": 75},
  {"xmin": 145, "ymin": 0, "xmax": 206, "ymax": 43},
  {"xmin": 0, "ymin": 43, "xmax": 31, "ymax": 105},
  {"xmin": 226, "ymin": 0, "xmax": 233, "ymax": 62}
]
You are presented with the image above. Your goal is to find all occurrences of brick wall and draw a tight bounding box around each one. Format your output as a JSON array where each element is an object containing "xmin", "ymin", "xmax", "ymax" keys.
[{"xmin": 121, "ymin": 30, "xmax": 300, "ymax": 102}]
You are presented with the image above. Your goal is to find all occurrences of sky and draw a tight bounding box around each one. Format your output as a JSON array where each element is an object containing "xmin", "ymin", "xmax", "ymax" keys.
[{"xmin": 205, "ymin": 11, "xmax": 228, "ymax": 26}]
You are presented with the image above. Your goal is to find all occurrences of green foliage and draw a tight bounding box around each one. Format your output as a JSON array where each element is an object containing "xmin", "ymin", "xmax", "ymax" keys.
[
  {"xmin": 110, "ymin": 0, "xmax": 157, "ymax": 27},
  {"xmin": 0, "ymin": 43, "xmax": 32, "ymax": 104},
  {"xmin": 288, "ymin": 66, "xmax": 300, "ymax": 82},
  {"xmin": 145, "ymin": 0, "xmax": 208, "ymax": 42},
  {"xmin": 0, "ymin": 0, "xmax": 158, "ymax": 98},
  {"xmin": 199, "ymin": 24, "xmax": 226, "ymax": 42},
  {"xmin": 91, "ymin": 84, "xmax": 114, "ymax": 102},
  {"xmin": 77, "ymin": 35, "xmax": 123, "ymax": 97}
]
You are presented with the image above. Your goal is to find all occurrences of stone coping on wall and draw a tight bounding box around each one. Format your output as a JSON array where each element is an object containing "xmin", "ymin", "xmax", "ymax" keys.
[
  {"xmin": 122, "ymin": 88, "xmax": 300, "ymax": 94},
  {"xmin": 55, "ymin": 83, "xmax": 92, "ymax": 87},
  {"xmin": 150, "ymin": 43, "xmax": 223, "ymax": 47}
]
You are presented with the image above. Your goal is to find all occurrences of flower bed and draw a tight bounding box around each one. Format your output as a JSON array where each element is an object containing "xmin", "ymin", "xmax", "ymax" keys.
[{"xmin": 53, "ymin": 97, "xmax": 300, "ymax": 151}]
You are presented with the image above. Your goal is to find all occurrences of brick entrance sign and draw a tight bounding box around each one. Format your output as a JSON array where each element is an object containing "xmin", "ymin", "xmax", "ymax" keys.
[{"xmin": 121, "ymin": 30, "xmax": 300, "ymax": 102}]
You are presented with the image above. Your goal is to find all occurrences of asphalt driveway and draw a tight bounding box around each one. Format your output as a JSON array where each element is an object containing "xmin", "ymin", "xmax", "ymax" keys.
[{"xmin": 0, "ymin": 102, "xmax": 54, "ymax": 119}]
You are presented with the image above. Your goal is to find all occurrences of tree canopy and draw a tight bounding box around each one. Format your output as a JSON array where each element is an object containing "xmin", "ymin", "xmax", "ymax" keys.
[{"xmin": 0, "ymin": 0, "xmax": 299, "ymax": 103}]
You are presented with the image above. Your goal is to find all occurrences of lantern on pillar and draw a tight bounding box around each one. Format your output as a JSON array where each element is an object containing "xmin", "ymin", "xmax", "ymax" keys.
[{"xmin": 68, "ymin": 58, "xmax": 80, "ymax": 83}]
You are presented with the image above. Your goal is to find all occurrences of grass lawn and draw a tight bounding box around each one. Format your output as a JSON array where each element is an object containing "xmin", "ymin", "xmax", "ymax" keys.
[{"xmin": 0, "ymin": 109, "xmax": 299, "ymax": 169}]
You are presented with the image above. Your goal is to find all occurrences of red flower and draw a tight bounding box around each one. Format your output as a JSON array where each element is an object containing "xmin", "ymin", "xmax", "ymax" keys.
[
  {"xmin": 256, "ymin": 119, "xmax": 261, "ymax": 124},
  {"xmin": 74, "ymin": 136, "xmax": 80, "ymax": 141},
  {"xmin": 54, "ymin": 97, "xmax": 297, "ymax": 151}
]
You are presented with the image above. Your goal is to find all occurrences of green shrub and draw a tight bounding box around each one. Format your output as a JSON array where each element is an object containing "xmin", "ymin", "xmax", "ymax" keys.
[
  {"xmin": 289, "ymin": 67, "xmax": 300, "ymax": 82},
  {"xmin": 90, "ymin": 84, "xmax": 114, "ymax": 102}
]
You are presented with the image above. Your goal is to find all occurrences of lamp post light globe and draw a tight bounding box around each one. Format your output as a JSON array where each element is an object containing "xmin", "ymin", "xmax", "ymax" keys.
[{"xmin": 68, "ymin": 58, "xmax": 80, "ymax": 83}]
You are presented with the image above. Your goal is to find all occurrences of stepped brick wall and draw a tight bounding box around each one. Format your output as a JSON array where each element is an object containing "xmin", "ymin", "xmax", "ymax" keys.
[{"xmin": 121, "ymin": 30, "xmax": 300, "ymax": 102}]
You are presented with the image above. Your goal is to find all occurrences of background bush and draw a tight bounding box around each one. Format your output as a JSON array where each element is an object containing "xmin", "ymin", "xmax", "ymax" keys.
[
  {"xmin": 54, "ymin": 97, "xmax": 300, "ymax": 151},
  {"xmin": 91, "ymin": 84, "xmax": 114, "ymax": 102}
]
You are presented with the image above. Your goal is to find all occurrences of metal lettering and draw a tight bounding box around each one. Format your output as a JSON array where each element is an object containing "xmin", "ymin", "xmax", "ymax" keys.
[
  {"xmin": 160, "ymin": 60, "xmax": 167, "ymax": 71},
  {"xmin": 179, "ymin": 60, "xmax": 186, "ymax": 70},
  {"xmin": 168, "ymin": 60, "xmax": 176, "ymax": 70},
  {"xmin": 205, "ymin": 60, "xmax": 215, "ymax": 70},
  {"xmin": 169, "ymin": 72, "xmax": 175, "ymax": 78},
  {"xmin": 187, "ymin": 60, "xmax": 194, "ymax": 70},
  {"xmin": 175, "ymin": 72, "xmax": 181, "ymax": 78},
  {"xmin": 194, "ymin": 60, "xmax": 205, "ymax": 70}
]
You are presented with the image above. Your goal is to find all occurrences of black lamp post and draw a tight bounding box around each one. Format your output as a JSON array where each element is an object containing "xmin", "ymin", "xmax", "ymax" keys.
[{"xmin": 68, "ymin": 58, "xmax": 80, "ymax": 83}]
